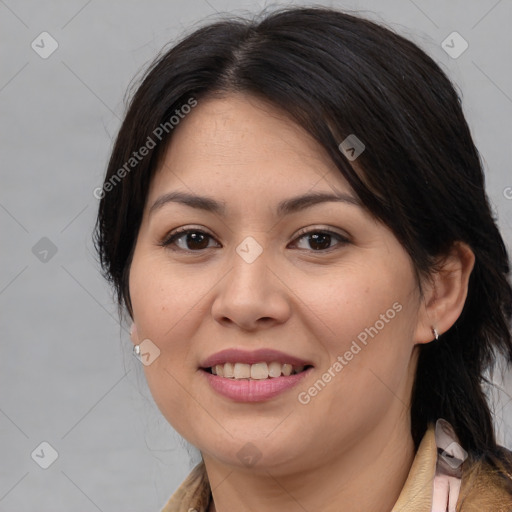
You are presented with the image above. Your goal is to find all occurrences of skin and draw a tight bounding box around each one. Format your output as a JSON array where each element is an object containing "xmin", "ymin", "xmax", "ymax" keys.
[{"xmin": 128, "ymin": 93, "xmax": 474, "ymax": 512}]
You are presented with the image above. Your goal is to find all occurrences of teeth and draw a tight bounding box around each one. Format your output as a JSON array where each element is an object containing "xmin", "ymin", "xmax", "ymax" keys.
[
  {"xmin": 210, "ymin": 361, "xmax": 307, "ymax": 379},
  {"xmin": 234, "ymin": 363, "xmax": 251, "ymax": 379},
  {"xmin": 250, "ymin": 362, "xmax": 268, "ymax": 380},
  {"xmin": 282, "ymin": 363, "xmax": 292, "ymax": 376},
  {"xmin": 268, "ymin": 361, "xmax": 282, "ymax": 378},
  {"xmin": 223, "ymin": 362, "xmax": 234, "ymax": 378}
]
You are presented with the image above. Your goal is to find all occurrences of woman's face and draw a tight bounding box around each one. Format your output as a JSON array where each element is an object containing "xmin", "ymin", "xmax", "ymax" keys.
[{"xmin": 129, "ymin": 93, "xmax": 429, "ymax": 474}]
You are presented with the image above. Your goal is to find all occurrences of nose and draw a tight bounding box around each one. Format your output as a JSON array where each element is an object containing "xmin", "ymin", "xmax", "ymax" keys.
[{"xmin": 210, "ymin": 245, "xmax": 292, "ymax": 331}]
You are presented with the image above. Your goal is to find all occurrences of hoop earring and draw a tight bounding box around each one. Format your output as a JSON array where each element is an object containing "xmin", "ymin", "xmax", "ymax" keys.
[{"xmin": 432, "ymin": 327, "xmax": 439, "ymax": 341}]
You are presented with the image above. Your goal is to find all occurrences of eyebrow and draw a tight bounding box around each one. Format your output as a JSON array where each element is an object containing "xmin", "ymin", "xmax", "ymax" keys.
[{"xmin": 149, "ymin": 190, "xmax": 360, "ymax": 217}]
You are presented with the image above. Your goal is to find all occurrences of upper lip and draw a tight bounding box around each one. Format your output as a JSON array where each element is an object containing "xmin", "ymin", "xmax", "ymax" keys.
[{"xmin": 200, "ymin": 348, "xmax": 314, "ymax": 369}]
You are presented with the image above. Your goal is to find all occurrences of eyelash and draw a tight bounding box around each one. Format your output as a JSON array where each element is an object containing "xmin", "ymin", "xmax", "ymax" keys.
[{"xmin": 159, "ymin": 226, "xmax": 350, "ymax": 253}]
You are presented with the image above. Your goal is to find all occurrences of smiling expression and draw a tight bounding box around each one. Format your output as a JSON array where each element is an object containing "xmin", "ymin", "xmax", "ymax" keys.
[{"xmin": 128, "ymin": 92, "xmax": 429, "ymax": 473}]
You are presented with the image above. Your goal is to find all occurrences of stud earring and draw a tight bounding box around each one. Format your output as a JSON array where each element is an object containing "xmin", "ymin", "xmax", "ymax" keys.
[{"xmin": 432, "ymin": 327, "xmax": 439, "ymax": 341}]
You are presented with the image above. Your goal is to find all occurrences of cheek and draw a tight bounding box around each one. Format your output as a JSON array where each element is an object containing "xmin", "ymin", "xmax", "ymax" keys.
[
  {"xmin": 294, "ymin": 260, "xmax": 418, "ymax": 408},
  {"xmin": 128, "ymin": 248, "xmax": 245, "ymax": 429},
  {"xmin": 128, "ymin": 253, "xmax": 203, "ymax": 411},
  {"xmin": 129, "ymin": 251, "xmax": 207, "ymax": 341},
  {"xmin": 294, "ymin": 256, "xmax": 416, "ymax": 349},
  {"xmin": 296, "ymin": 303, "xmax": 416, "ymax": 445}
]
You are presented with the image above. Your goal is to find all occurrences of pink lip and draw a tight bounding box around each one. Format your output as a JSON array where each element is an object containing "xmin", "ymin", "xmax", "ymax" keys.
[
  {"xmin": 200, "ymin": 348, "xmax": 313, "ymax": 369},
  {"xmin": 201, "ymin": 367, "xmax": 313, "ymax": 402}
]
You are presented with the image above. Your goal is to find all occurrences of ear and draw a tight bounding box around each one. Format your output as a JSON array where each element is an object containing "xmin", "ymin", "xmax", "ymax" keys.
[
  {"xmin": 414, "ymin": 241, "xmax": 475, "ymax": 344},
  {"xmin": 130, "ymin": 322, "xmax": 138, "ymax": 345}
]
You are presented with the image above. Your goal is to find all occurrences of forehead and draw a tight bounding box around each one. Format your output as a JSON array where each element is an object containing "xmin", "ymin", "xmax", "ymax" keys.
[{"xmin": 147, "ymin": 93, "xmax": 352, "ymax": 203}]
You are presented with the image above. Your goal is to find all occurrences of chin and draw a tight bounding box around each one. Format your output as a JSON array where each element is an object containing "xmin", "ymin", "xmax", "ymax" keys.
[{"xmin": 197, "ymin": 429, "xmax": 314, "ymax": 473}]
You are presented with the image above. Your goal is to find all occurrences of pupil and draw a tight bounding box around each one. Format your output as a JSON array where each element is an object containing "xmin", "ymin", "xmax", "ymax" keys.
[
  {"xmin": 188, "ymin": 232, "xmax": 208, "ymax": 250},
  {"xmin": 310, "ymin": 233, "xmax": 330, "ymax": 250}
]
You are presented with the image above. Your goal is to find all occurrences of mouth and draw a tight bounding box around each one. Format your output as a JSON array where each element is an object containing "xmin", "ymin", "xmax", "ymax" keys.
[
  {"xmin": 202, "ymin": 361, "xmax": 313, "ymax": 380},
  {"xmin": 199, "ymin": 348, "xmax": 314, "ymax": 380},
  {"xmin": 199, "ymin": 348, "xmax": 314, "ymax": 402}
]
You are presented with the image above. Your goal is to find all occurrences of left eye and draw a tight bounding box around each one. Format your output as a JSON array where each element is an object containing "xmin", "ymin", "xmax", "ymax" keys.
[
  {"xmin": 292, "ymin": 230, "xmax": 349, "ymax": 251},
  {"xmin": 161, "ymin": 228, "xmax": 349, "ymax": 252}
]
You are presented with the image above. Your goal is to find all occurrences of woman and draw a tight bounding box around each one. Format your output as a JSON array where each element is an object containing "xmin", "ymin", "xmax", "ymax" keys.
[{"xmin": 94, "ymin": 6, "xmax": 512, "ymax": 511}]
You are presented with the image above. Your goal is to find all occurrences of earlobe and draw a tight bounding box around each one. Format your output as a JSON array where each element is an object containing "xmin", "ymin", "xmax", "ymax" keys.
[
  {"xmin": 414, "ymin": 242, "xmax": 475, "ymax": 344},
  {"xmin": 130, "ymin": 322, "xmax": 138, "ymax": 344}
]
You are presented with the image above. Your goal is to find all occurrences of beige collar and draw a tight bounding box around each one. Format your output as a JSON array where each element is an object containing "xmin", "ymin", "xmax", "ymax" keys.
[
  {"xmin": 391, "ymin": 423, "xmax": 437, "ymax": 511},
  {"xmin": 162, "ymin": 424, "xmax": 440, "ymax": 512}
]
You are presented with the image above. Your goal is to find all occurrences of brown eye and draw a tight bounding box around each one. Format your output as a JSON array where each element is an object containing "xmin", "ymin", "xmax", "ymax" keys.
[
  {"xmin": 162, "ymin": 229, "xmax": 218, "ymax": 251},
  {"xmin": 292, "ymin": 230, "xmax": 350, "ymax": 252},
  {"xmin": 161, "ymin": 227, "xmax": 349, "ymax": 254},
  {"xmin": 306, "ymin": 232, "xmax": 332, "ymax": 251}
]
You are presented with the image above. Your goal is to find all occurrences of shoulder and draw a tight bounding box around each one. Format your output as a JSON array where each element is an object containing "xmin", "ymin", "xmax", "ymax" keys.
[
  {"xmin": 160, "ymin": 462, "xmax": 211, "ymax": 512},
  {"xmin": 458, "ymin": 446, "xmax": 512, "ymax": 511}
]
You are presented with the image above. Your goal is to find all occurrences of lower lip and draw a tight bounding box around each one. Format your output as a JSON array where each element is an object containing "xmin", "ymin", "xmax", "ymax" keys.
[{"xmin": 201, "ymin": 368, "xmax": 312, "ymax": 402}]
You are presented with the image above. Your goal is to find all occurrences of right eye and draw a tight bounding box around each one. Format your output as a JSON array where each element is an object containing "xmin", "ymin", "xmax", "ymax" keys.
[{"xmin": 160, "ymin": 227, "xmax": 220, "ymax": 252}]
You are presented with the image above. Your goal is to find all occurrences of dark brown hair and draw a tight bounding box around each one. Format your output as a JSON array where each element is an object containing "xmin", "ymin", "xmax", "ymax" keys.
[{"xmin": 94, "ymin": 6, "xmax": 512, "ymax": 468}]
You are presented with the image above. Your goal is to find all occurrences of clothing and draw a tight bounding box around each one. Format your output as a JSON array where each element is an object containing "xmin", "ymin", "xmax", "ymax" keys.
[{"xmin": 160, "ymin": 421, "xmax": 512, "ymax": 512}]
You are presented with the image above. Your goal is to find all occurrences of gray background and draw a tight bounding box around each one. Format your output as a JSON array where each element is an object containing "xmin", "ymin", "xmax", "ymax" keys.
[{"xmin": 1, "ymin": 0, "xmax": 512, "ymax": 510}]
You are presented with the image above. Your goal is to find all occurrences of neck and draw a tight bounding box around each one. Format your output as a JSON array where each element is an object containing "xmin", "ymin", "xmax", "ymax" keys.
[{"xmin": 203, "ymin": 413, "xmax": 416, "ymax": 512}]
